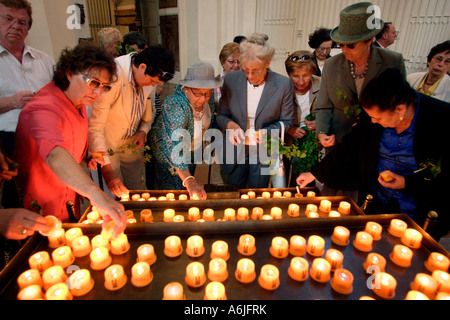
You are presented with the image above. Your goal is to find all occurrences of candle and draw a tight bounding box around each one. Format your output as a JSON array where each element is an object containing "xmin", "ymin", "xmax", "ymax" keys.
[
  {"xmin": 131, "ymin": 194, "xmax": 141, "ymax": 201},
  {"xmin": 178, "ymin": 194, "xmax": 188, "ymax": 200},
  {"xmin": 186, "ymin": 235, "xmax": 205, "ymax": 258},
  {"xmin": 202, "ymin": 208, "xmax": 215, "ymax": 221},
  {"xmin": 204, "ymin": 281, "xmax": 227, "ymax": 300},
  {"xmin": 47, "ymin": 228, "xmax": 66, "ymax": 249},
  {"xmin": 104, "ymin": 264, "xmax": 127, "ymax": 291},
  {"xmin": 17, "ymin": 285, "xmax": 44, "ymax": 300},
  {"xmin": 353, "ymin": 232, "xmax": 373, "ymax": 252},
  {"xmin": 42, "ymin": 266, "xmax": 67, "ymax": 291},
  {"xmin": 163, "ymin": 282, "xmax": 185, "ymax": 300},
  {"xmin": 390, "ymin": 245, "xmax": 413, "ymax": 267},
  {"xmin": 164, "ymin": 209, "xmax": 175, "ymax": 222},
  {"xmin": 431, "ymin": 270, "xmax": 450, "ymax": 293},
  {"xmin": 289, "ymin": 235, "xmax": 306, "ymax": 256},
  {"xmin": 331, "ymin": 268, "xmax": 354, "ymax": 295},
  {"xmin": 173, "ymin": 215, "xmax": 185, "ymax": 222},
  {"xmin": 120, "ymin": 194, "xmax": 130, "ymax": 201},
  {"xmin": 185, "ymin": 262, "xmax": 206, "ymax": 288},
  {"xmin": 39, "ymin": 215, "xmax": 63, "ymax": 237},
  {"xmin": 405, "ymin": 290, "xmax": 430, "ymax": 300},
  {"xmin": 237, "ymin": 234, "xmax": 256, "ymax": 256},
  {"xmin": 435, "ymin": 292, "xmax": 450, "ymax": 300},
  {"xmin": 131, "ymin": 262, "xmax": 153, "ymax": 288},
  {"xmin": 364, "ymin": 253, "xmax": 386, "ymax": 274},
  {"xmin": 307, "ymin": 235, "xmax": 325, "ymax": 257},
  {"xmin": 258, "ymin": 264, "xmax": 280, "ymax": 291},
  {"xmin": 337, "ymin": 201, "xmax": 351, "ymax": 215},
  {"xmin": 235, "ymin": 258, "xmax": 256, "ymax": 284},
  {"xmin": 365, "ymin": 222, "xmax": 383, "ymax": 241},
  {"xmin": 425, "ymin": 252, "xmax": 449, "ymax": 273},
  {"xmin": 223, "ymin": 208, "xmax": 236, "ymax": 221},
  {"xmin": 329, "ymin": 211, "xmax": 341, "ymax": 218},
  {"xmin": 388, "ymin": 219, "xmax": 408, "ymax": 237},
  {"xmin": 319, "ymin": 200, "xmax": 332, "ymax": 213},
  {"xmin": 372, "ymin": 272, "xmax": 397, "ymax": 299},
  {"xmin": 251, "ymin": 207, "xmax": 264, "ymax": 220},
  {"xmin": 288, "ymin": 257, "xmax": 309, "ymax": 282},
  {"xmin": 305, "ymin": 204, "xmax": 318, "ymax": 216},
  {"xmin": 331, "ymin": 226, "xmax": 350, "ymax": 246},
  {"xmin": 273, "ymin": 191, "xmax": 282, "ymax": 198},
  {"xmin": 65, "ymin": 228, "xmax": 83, "ymax": 248},
  {"xmin": 237, "ymin": 207, "xmax": 249, "ymax": 221},
  {"xmin": 295, "ymin": 192, "xmax": 303, "ymax": 198},
  {"xmin": 325, "ymin": 249, "xmax": 344, "ymax": 271},
  {"xmin": 283, "ymin": 191, "xmax": 292, "ymax": 198},
  {"xmin": 110, "ymin": 233, "xmax": 130, "ymax": 255},
  {"xmin": 247, "ymin": 191, "xmax": 256, "ymax": 199},
  {"xmin": 67, "ymin": 269, "xmax": 94, "ymax": 296},
  {"xmin": 90, "ymin": 247, "xmax": 112, "ymax": 270},
  {"xmin": 188, "ymin": 207, "xmax": 201, "ymax": 221},
  {"xmin": 262, "ymin": 192, "xmax": 271, "ymax": 199},
  {"xmin": 207, "ymin": 258, "xmax": 228, "ymax": 282},
  {"xmin": 310, "ymin": 258, "xmax": 331, "ymax": 283},
  {"xmin": 137, "ymin": 244, "xmax": 157, "ymax": 266},
  {"xmin": 401, "ymin": 229, "xmax": 423, "ymax": 249},
  {"xmin": 45, "ymin": 283, "xmax": 73, "ymax": 300},
  {"xmin": 164, "ymin": 235, "xmax": 183, "ymax": 258},
  {"xmin": 17, "ymin": 269, "xmax": 42, "ymax": 290},
  {"xmin": 306, "ymin": 211, "xmax": 320, "ymax": 218},
  {"xmin": 142, "ymin": 192, "xmax": 151, "ymax": 200},
  {"xmin": 29, "ymin": 251, "xmax": 53, "ymax": 273},
  {"xmin": 410, "ymin": 273, "xmax": 438, "ymax": 299},
  {"xmin": 307, "ymin": 191, "xmax": 316, "ymax": 197},
  {"xmin": 140, "ymin": 209, "xmax": 153, "ymax": 223},
  {"xmin": 125, "ymin": 210, "xmax": 134, "ymax": 219},
  {"xmin": 359, "ymin": 296, "xmax": 376, "ymax": 300},
  {"xmin": 51, "ymin": 246, "xmax": 75, "ymax": 269},
  {"xmin": 269, "ymin": 236, "xmax": 289, "ymax": 259},
  {"xmin": 261, "ymin": 214, "xmax": 273, "ymax": 220},
  {"xmin": 100, "ymin": 221, "xmax": 117, "ymax": 241},
  {"xmin": 72, "ymin": 236, "xmax": 92, "ymax": 258},
  {"xmin": 287, "ymin": 204, "xmax": 300, "ymax": 218},
  {"xmin": 91, "ymin": 235, "xmax": 110, "ymax": 251},
  {"xmin": 241, "ymin": 194, "xmax": 249, "ymax": 199},
  {"xmin": 87, "ymin": 210, "xmax": 100, "ymax": 223},
  {"xmin": 211, "ymin": 240, "xmax": 230, "ymax": 261},
  {"xmin": 270, "ymin": 207, "xmax": 282, "ymax": 220}
]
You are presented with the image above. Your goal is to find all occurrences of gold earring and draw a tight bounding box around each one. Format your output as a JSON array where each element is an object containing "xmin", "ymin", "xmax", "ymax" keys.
[{"xmin": 400, "ymin": 116, "xmax": 404, "ymax": 121}]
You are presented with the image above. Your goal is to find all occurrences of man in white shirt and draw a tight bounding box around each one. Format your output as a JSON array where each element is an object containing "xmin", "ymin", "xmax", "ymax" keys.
[{"xmin": 0, "ymin": 0, "xmax": 54, "ymax": 157}]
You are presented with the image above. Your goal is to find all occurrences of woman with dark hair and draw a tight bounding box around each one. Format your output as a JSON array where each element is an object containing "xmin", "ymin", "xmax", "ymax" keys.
[
  {"xmin": 14, "ymin": 44, "xmax": 127, "ymax": 235},
  {"xmin": 308, "ymin": 28, "xmax": 334, "ymax": 77},
  {"xmin": 297, "ymin": 68, "xmax": 450, "ymax": 240}
]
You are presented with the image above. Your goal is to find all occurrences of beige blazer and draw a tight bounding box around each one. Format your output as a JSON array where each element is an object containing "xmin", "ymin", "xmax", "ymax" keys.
[{"xmin": 407, "ymin": 72, "xmax": 450, "ymax": 103}]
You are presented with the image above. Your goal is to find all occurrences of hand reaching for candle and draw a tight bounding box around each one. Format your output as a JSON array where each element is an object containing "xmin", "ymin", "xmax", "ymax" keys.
[
  {"xmin": 89, "ymin": 191, "xmax": 127, "ymax": 238},
  {"xmin": 0, "ymin": 208, "xmax": 51, "ymax": 240},
  {"xmin": 185, "ymin": 178, "xmax": 207, "ymax": 200},
  {"xmin": 378, "ymin": 171, "xmax": 405, "ymax": 190},
  {"xmin": 296, "ymin": 172, "xmax": 316, "ymax": 188}
]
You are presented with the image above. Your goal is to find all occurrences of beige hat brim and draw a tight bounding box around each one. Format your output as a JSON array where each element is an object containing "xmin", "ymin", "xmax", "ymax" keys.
[{"xmin": 179, "ymin": 78, "xmax": 224, "ymax": 89}]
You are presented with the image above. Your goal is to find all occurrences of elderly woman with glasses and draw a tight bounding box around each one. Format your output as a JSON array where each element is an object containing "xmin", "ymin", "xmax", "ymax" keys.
[
  {"xmin": 149, "ymin": 62, "xmax": 223, "ymax": 200},
  {"xmin": 308, "ymin": 28, "xmax": 334, "ymax": 77},
  {"xmin": 14, "ymin": 44, "xmax": 127, "ymax": 235}
]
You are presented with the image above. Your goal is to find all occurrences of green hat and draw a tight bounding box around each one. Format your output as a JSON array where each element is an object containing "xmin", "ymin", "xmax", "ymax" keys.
[{"xmin": 330, "ymin": 2, "xmax": 384, "ymax": 44}]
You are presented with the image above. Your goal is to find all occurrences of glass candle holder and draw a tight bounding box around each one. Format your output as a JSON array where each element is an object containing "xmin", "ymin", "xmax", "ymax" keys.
[
  {"xmin": 47, "ymin": 228, "xmax": 66, "ymax": 249},
  {"xmin": 270, "ymin": 207, "xmax": 282, "ymax": 220},
  {"xmin": 110, "ymin": 233, "xmax": 130, "ymax": 255},
  {"xmin": 364, "ymin": 253, "xmax": 386, "ymax": 274},
  {"xmin": 163, "ymin": 209, "xmax": 175, "ymax": 222},
  {"xmin": 319, "ymin": 200, "xmax": 332, "ymax": 213},
  {"xmin": 337, "ymin": 201, "xmax": 351, "ymax": 215},
  {"xmin": 401, "ymin": 229, "xmax": 423, "ymax": 249},
  {"xmin": 72, "ymin": 236, "xmax": 92, "ymax": 258},
  {"xmin": 237, "ymin": 207, "xmax": 249, "ymax": 221},
  {"xmin": 223, "ymin": 208, "xmax": 236, "ymax": 221}
]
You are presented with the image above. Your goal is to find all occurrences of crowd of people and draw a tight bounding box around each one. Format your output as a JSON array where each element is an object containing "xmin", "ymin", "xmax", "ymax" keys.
[{"xmin": 0, "ymin": 0, "xmax": 449, "ymax": 268}]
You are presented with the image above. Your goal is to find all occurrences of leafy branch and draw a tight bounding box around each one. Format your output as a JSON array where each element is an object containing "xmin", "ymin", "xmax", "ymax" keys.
[
  {"xmin": 336, "ymin": 86, "xmax": 362, "ymax": 119},
  {"xmin": 414, "ymin": 157, "xmax": 442, "ymax": 180},
  {"xmin": 107, "ymin": 142, "xmax": 152, "ymax": 163}
]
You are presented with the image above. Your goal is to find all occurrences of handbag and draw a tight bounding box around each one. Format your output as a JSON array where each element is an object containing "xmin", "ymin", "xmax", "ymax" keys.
[{"xmin": 270, "ymin": 121, "xmax": 286, "ymax": 188}]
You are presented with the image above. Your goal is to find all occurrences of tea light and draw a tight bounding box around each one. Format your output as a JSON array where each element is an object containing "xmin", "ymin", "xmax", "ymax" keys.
[
  {"xmin": 65, "ymin": 228, "xmax": 83, "ymax": 247},
  {"xmin": 207, "ymin": 258, "xmax": 228, "ymax": 282},
  {"xmin": 247, "ymin": 191, "xmax": 256, "ymax": 199},
  {"xmin": 72, "ymin": 236, "xmax": 92, "ymax": 258},
  {"xmin": 289, "ymin": 235, "xmax": 306, "ymax": 256},
  {"xmin": 295, "ymin": 192, "xmax": 303, "ymax": 198},
  {"xmin": 131, "ymin": 262, "xmax": 153, "ymax": 288},
  {"xmin": 310, "ymin": 258, "xmax": 331, "ymax": 283},
  {"xmin": 269, "ymin": 236, "xmax": 289, "ymax": 259},
  {"xmin": 432, "ymin": 270, "xmax": 450, "ymax": 293},
  {"xmin": 237, "ymin": 207, "xmax": 249, "ymax": 220},
  {"xmin": 29, "ymin": 251, "xmax": 53, "ymax": 272},
  {"xmin": 42, "ymin": 266, "xmax": 67, "ymax": 291},
  {"xmin": 401, "ymin": 229, "xmax": 423, "ymax": 249},
  {"xmin": 389, "ymin": 245, "xmax": 413, "ymax": 268},
  {"xmin": 405, "ymin": 290, "xmax": 429, "ymax": 300},
  {"xmin": 47, "ymin": 228, "xmax": 66, "ymax": 249},
  {"xmin": 120, "ymin": 194, "xmax": 130, "ymax": 201},
  {"xmin": 359, "ymin": 296, "xmax": 376, "ymax": 300},
  {"xmin": 261, "ymin": 214, "xmax": 273, "ymax": 220},
  {"xmin": 331, "ymin": 268, "xmax": 354, "ymax": 295},
  {"xmin": 100, "ymin": 220, "xmax": 117, "ymax": 241},
  {"xmin": 173, "ymin": 215, "xmax": 185, "ymax": 222},
  {"xmin": 425, "ymin": 252, "xmax": 449, "ymax": 272},
  {"xmin": 190, "ymin": 194, "xmax": 199, "ymax": 200},
  {"xmin": 283, "ymin": 191, "xmax": 292, "ymax": 198},
  {"xmin": 373, "ymin": 272, "xmax": 397, "ymax": 299},
  {"xmin": 235, "ymin": 258, "xmax": 256, "ymax": 284},
  {"xmin": 90, "ymin": 247, "xmax": 112, "ymax": 270},
  {"xmin": 17, "ymin": 285, "xmax": 44, "ymax": 300},
  {"xmin": 319, "ymin": 200, "xmax": 332, "ymax": 213},
  {"xmin": 164, "ymin": 235, "xmax": 183, "ymax": 258},
  {"xmin": 306, "ymin": 191, "xmax": 316, "ymax": 197},
  {"xmin": 270, "ymin": 207, "xmax": 282, "ymax": 220},
  {"xmin": 142, "ymin": 192, "xmax": 151, "ymax": 200},
  {"xmin": 365, "ymin": 222, "xmax": 383, "ymax": 241},
  {"xmin": 353, "ymin": 232, "xmax": 373, "ymax": 252},
  {"xmin": 211, "ymin": 240, "xmax": 230, "ymax": 261},
  {"xmin": 39, "ymin": 215, "xmax": 63, "ymax": 237},
  {"xmin": 137, "ymin": 244, "xmax": 157, "ymax": 265},
  {"xmin": 87, "ymin": 210, "xmax": 100, "ymax": 223},
  {"xmin": 251, "ymin": 207, "xmax": 264, "ymax": 220},
  {"xmin": 202, "ymin": 208, "xmax": 215, "ymax": 221},
  {"xmin": 186, "ymin": 235, "xmax": 205, "ymax": 258},
  {"xmin": 51, "ymin": 246, "xmax": 74, "ymax": 269},
  {"xmin": 306, "ymin": 235, "xmax": 325, "ymax": 257},
  {"xmin": 329, "ymin": 211, "xmax": 341, "ymax": 217},
  {"xmin": 287, "ymin": 204, "xmax": 300, "ymax": 217},
  {"xmin": 45, "ymin": 283, "xmax": 73, "ymax": 300},
  {"xmin": 288, "ymin": 257, "xmax": 309, "ymax": 282},
  {"xmin": 258, "ymin": 264, "xmax": 280, "ymax": 291},
  {"xmin": 17, "ymin": 269, "xmax": 43, "ymax": 290},
  {"xmin": 188, "ymin": 207, "xmax": 201, "ymax": 221},
  {"xmin": 325, "ymin": 249, "xmax": 344, "ymax": 271},
  {"xmin": 163, "ymin": 209, "xmax": 175, "ymax": 222},
  {"xmin": 237, "ymin": 234, "xmax": 256, "ymax": 256},
  {"xmin": 305, "ymin": 204, "xmax": 318, "ymax": 216},
  {"xmin": 337, "ymin": 201, "xmax": 351, "ymax": 215},
  {"xmin": 163, "ymin": 282, "xmax": 185, "ymax": 300},
  {"xmin": 91, "ymin": 235, "xmax": 110, "ymax": 251},
  {"xmin": 364, "ymin": 253, "xmax": 386, "ymax": 273},
  {"xmin": 204, "ymin": 281, "xmax": 227, "ymax": 300},
  {"xmin": 104, "ymin": 264, "xmax": 127, "ymax": 291},
  {"xmin": 185, "ymin": 262, "xmax": 206, "ymax": 288},
  {"xmin": 140, "ymin": 209, "xmax": 153, "ymax": 223},
  {"xmin": 125, "ymin": 210, "xmax": 134, "ymax": 219},
  {"xmin": 388, "ymin": 219, "xmax": 408, "ymax": 237},
  {"xmin": 273, "ymin": 191, "xmax": 282, "ymax": 198},
  {"xmin": 68, "ymin": 269, "xmax": 94, "ymax": 296},
  {"xmin": 241, "ymin": 194, "xmax": 249, "ymax": 199},
  {"xmin": 435, "ymin": 292, "xmax": 450, "ymax": 300},
  {"xmin": 110, "ymin": 233, "xmax": 130, "ymax": 255},
  {"xmin": 223, "ymin": 208, "xmax": 236, "ymax": 221},
  {"xmin": 262, "ymin": 191, "xmax": 271, "ymax": 199},
  {"xmin": 306, "ymin": 211, "xmax": 320, "ymax": 218},
  {"xmin": 131, "ymin": 194, "xmax": 141, "ymax": 201},
  {"xmin": 410, "ymin": 273, "xmax": 438, "ymax": 299},
  {"xmin": 331, "ymin": 226, "xmax": 350, "ymax": 246},
  {"xmin": 179, "ymin": 194, "xmax": 188, "ymax": 200}
]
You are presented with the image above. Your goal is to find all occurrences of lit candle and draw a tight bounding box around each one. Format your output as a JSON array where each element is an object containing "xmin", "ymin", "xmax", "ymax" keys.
[
  {"xmin": 211, "ymin": 240, "xmax": 230, "ymax": 261},
  {"xmin": 330, "ymin": 269, "xmax": 354, "ymax": 296},
  {"xmin": 310, "ymin": 258, "xmax": 331, "ymax": 283},
  {"xmin": 435, "ymin": 292, "xmax": 450, "ymax": 300},
  {"xmin": 90, "ymin": 247, "xmax": 112, "ymax": 270},
  {"xmin": 390, "ymin": 245, "xmax": 413, "ymax": 268},
  {"xmin": 364, "ymin": 253, "xmax": 386, "ymax": 274},
  {"xmin": 67, "ymin": 269, "xmax": 94, "ymax": 297},
  {"xmin": 262, "ymin": 192, "xmax": 271, "ymax": 199},
  {"xmin": 45, "ymin": 283, "xmax": 73, "ymax": 300},
  {"xmin": 325, "ymin": 249, "xmax": 344, "ymax": 271},
  {"xmin": 65, "ymin": 228, "xmax": 83, "ymax": 248},
  {"xmin": 164, "ymin": 235, "xmax": 183, "ymax": 258},
  {"xmin": 137, "ymin": 244, "xmax": 157, "ymax": 266},
  {"xmin": 186, "ymin": 235, "xmax": 205, "ymax": 258},
  {"xmin": 125, "ymin": 210, "xmax": 134, "ymax": 219},
  {"xmin": 237, "ymin": 207, "xmax": 249, "ymax": 221},
  {"xmin": 204, "ymin": 281, "xmax": 227, "ymax": 300},
  {"xmin": 131, "ymin": 262, "xmax": 153, "ymax": 288},
  {"xmin": 306, "ymin": 211, "xmax": 320, "ymax": 218},
  {"xmin": 87, "ymin": 210, "xmax": 100, "ymax": 223},
  {"xmin": 131, "ymin": 194, "xmax": 141, "ymax": 201},
  {"xmin": 173, "ymin": 215, "xmax": 185, "ymax": 222},
  {"xmin": 179, "ymin": 194, "xmax": 188, "ymax": 201},
  {"xmin": 185, "ymin": 262, "xmax": 206, "ymax": 288},
  {"xmin": 401, "ymin": 229, "xmax": 423, "ymax": 249},
  {"xmin": 289, "ymin": 235, "xmax": 306, "ymax": 256},
  {"xmin": 306, "ymin": 235, "xmax": 325, "ymax": 257},
  {"xmin": 100, "ymin": 220, "xmax": 117, "ymax": 241},
  {"xmin": 223, "ymin": 208, "xmax": 236, "ymax": 221},
  {"xmin": 405, "ymin": 290, "xmax": 430, "ymax": 300},
  {"xmin": 329, "ymin": 211, "xmax": 341, "ymax": 218},
  {"xmin": 110, "ymin": 233, "xmax": 130, "ymax": 255},
  {"xmin": 164, "ymin": 209, "xmax": 176, "ymax": 222},
  {"xmin": 306, "ymin": 191, "xmax": 316, "ymax": 197},
  {"xmin": 42, "ymin": 266, "xmax": 67, "ymax": 292},
  {"xmin": 47, "ymin": 228, "xmax": 66, "ymax": 249},
  {"xmin": 207, "ymin": 258, "xmax": 228, "ymax": 282},
  {"xmin": 283, "ymin": 191, "xmax": 292, "ymax": 198},
  {"xmin": 431, "ymin": 270, "xmax": 450, "ymax": 293},
  {"xmin": 287, "ymin": 204, "xmax": 300, "ymax": 218},
  {"xmin": 28, "ymin": 251, "xmax": 53, "ymax": 272},
  {"xmin": 163, "ymin": 282, "xmax": 185, "ymax": 300},
  {"xmin": 319, "ymin": 200, "xmax": 332, "ymax": 213},
  {"xmin": 104, "ymin": 264, "xmax": 127, "ymax": 291},
  {"xmin": 258, "ymin": 264, "xmax": 280, "ymax": 291},
  {"xmin": 337, "ymin": 201, "xmax": 351, "ymax": 215},
  {"xmin": 251, "ymin": 207, "xmax": 264, "ymax": 220},
  {"xmin": 91, "ymin": 235, "xmax": 110, "ymax": 251},
  {"xmin": 241, "ymin": 194, "xmax": 249, "ymax": 199},
  {"xmin": 237, "ymin": 234, "xmax": 256, "ymax": 256},
  {"xmin": 410, "ymin": 273, "xmax": 438, "ymax": 299},
  {"xmin": 120, "ymin": 194, "xmax": 130, "ymax": 201},
  {"xmin": 372, "ymin": 272, "xmax": 397, "ymax": 299},
  {"xmin": 17, "ymin": 285, "xmax": 44, "ymax": 300},
  {"xmin": 270, "ymin": 207, "xmax": 282, "ymax": 220},
  {"xmin": 149, "ymin": 197, "xmax": 157, "ymax": 201},
  {"xmin": 295, "ymin": 192, "xmax": 303, "ymax": 198},
  {"xmin": 188, "ymin": 207, "xmax": 201, "ymax": 221},
  {"xmin": 262, "ymin": 214, "xmax": 273, "ymax": 220},
  {"xmin": 305, "ymin": 204, "xmax": 318, "ymax": 216},
  {"xmin": 269, "ymin": 236, "xmax": 289, "ymax": 259},
  {"xmin": 331, "ymin": 226, "xmax": 350, "ymax": 246},
  {"xmin": 202, "ymin": 208, "xmax": 215, "ymax": 221},
  {"xmin": 140, "ymin": 209, "xmax": 153, "ymax": 223},
  {"xmin": 39, "ymin": 215, "xmax": 63, "ymax": 237},
  {"xmin": 288, "ymin": 257, "xmax": 309, "ymax": 282},
  {"xmin": 365, "ymin": 222, "xmax": 383, "ymax": 241},
  {"xmin": 235, "ymin": 258, "xmax": 256, "ymax": 284},
  {"xmin": 142, "ymin": 192, "xmax": 151, "ymax": 200},
  {"xmin": 72, "ymin": 236, "xmax": 92, "ymax": 258},
  {"xmin": 51, "ymin": 246, "xmax": 75, "ymax": 269},
  {"xmin": 247, "ymin": 191, "xmax": 256, "ymax": 199},
  {"xmin": 388, "ymin": 219, "xmax": 408, "ymax": 237},
  {"xmin": 353, "ymin": 232, "xmax": 373, "ymax": 252},
  {"xmin": 17, "ymin": 269, "xmax": 42, "ymax": 290},
  {"xmin": 425, "ymin": 253, "xmax": 450, "ymax": 272}
]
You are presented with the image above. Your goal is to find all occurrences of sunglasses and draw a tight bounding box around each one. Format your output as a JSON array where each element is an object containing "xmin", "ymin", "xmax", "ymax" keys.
[
  {"xmin": 159, "ymin": 71, "xmax": 174, "ymax": 82},
  {"xmin": 81, "ymin": 75, "xmax": 112, "ymax": 93},
  {"xmin": 337, "ymin": 43, "xmax": 357, "ymax": 50},
  {"xmin": 290, "ymin": 55, "xmax": 312, "ymax": 62}
]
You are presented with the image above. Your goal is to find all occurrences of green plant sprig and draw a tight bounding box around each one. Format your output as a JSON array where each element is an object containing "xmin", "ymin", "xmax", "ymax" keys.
[{"xmin": 107, "ymin": 143, "xmax": 152, "ymax": 163}]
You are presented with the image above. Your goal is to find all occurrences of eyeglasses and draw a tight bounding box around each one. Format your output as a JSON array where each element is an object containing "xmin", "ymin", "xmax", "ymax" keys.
[
  {"xmin": 337, "ymin": 43, "xmax": 357, "ymax": 50},
  {"xmin": 189, "ymin": 88, "xmax": 212, "ymax": 99},
  {"xmin": 226, "ymin": 60, "xmax": 240, "ymax": 65},
  {"xmin": 290, "ymin": 55, "xmax": 312, "ymax": 62},
  {"xmin": 159, "ymin": 71, "xmax": 174, "ymax": 82},
  {"xmin": 0, "ymin": 14, "xmax": 30, "ymax": 29},
  {"xmin": 80, "ymin": 75, "xmax": 112, "ymax": 93},
  {"xmin": 317, "ymin": 47, "xmax": 332, "ymax": 52},
  {"xmin": 241, "ymin": 68, "xmax": 265, "ymax": 76}
]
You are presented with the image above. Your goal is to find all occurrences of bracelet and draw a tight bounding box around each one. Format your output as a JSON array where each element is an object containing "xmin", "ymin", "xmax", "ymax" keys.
[{"xmin": 182, "ymin": 176, "xmax": 195, "ymax": 187}]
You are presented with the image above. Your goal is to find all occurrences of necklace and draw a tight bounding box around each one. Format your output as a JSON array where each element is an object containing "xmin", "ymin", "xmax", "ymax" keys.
[{"xmin": 350, "ymin": 61, "xmax": 369, "ymax": 79}]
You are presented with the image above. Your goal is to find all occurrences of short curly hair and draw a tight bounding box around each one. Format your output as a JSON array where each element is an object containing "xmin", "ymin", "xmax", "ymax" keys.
[{"xmin": 308, "ymin": 28, "xmax": 333, "ymax": 49}]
